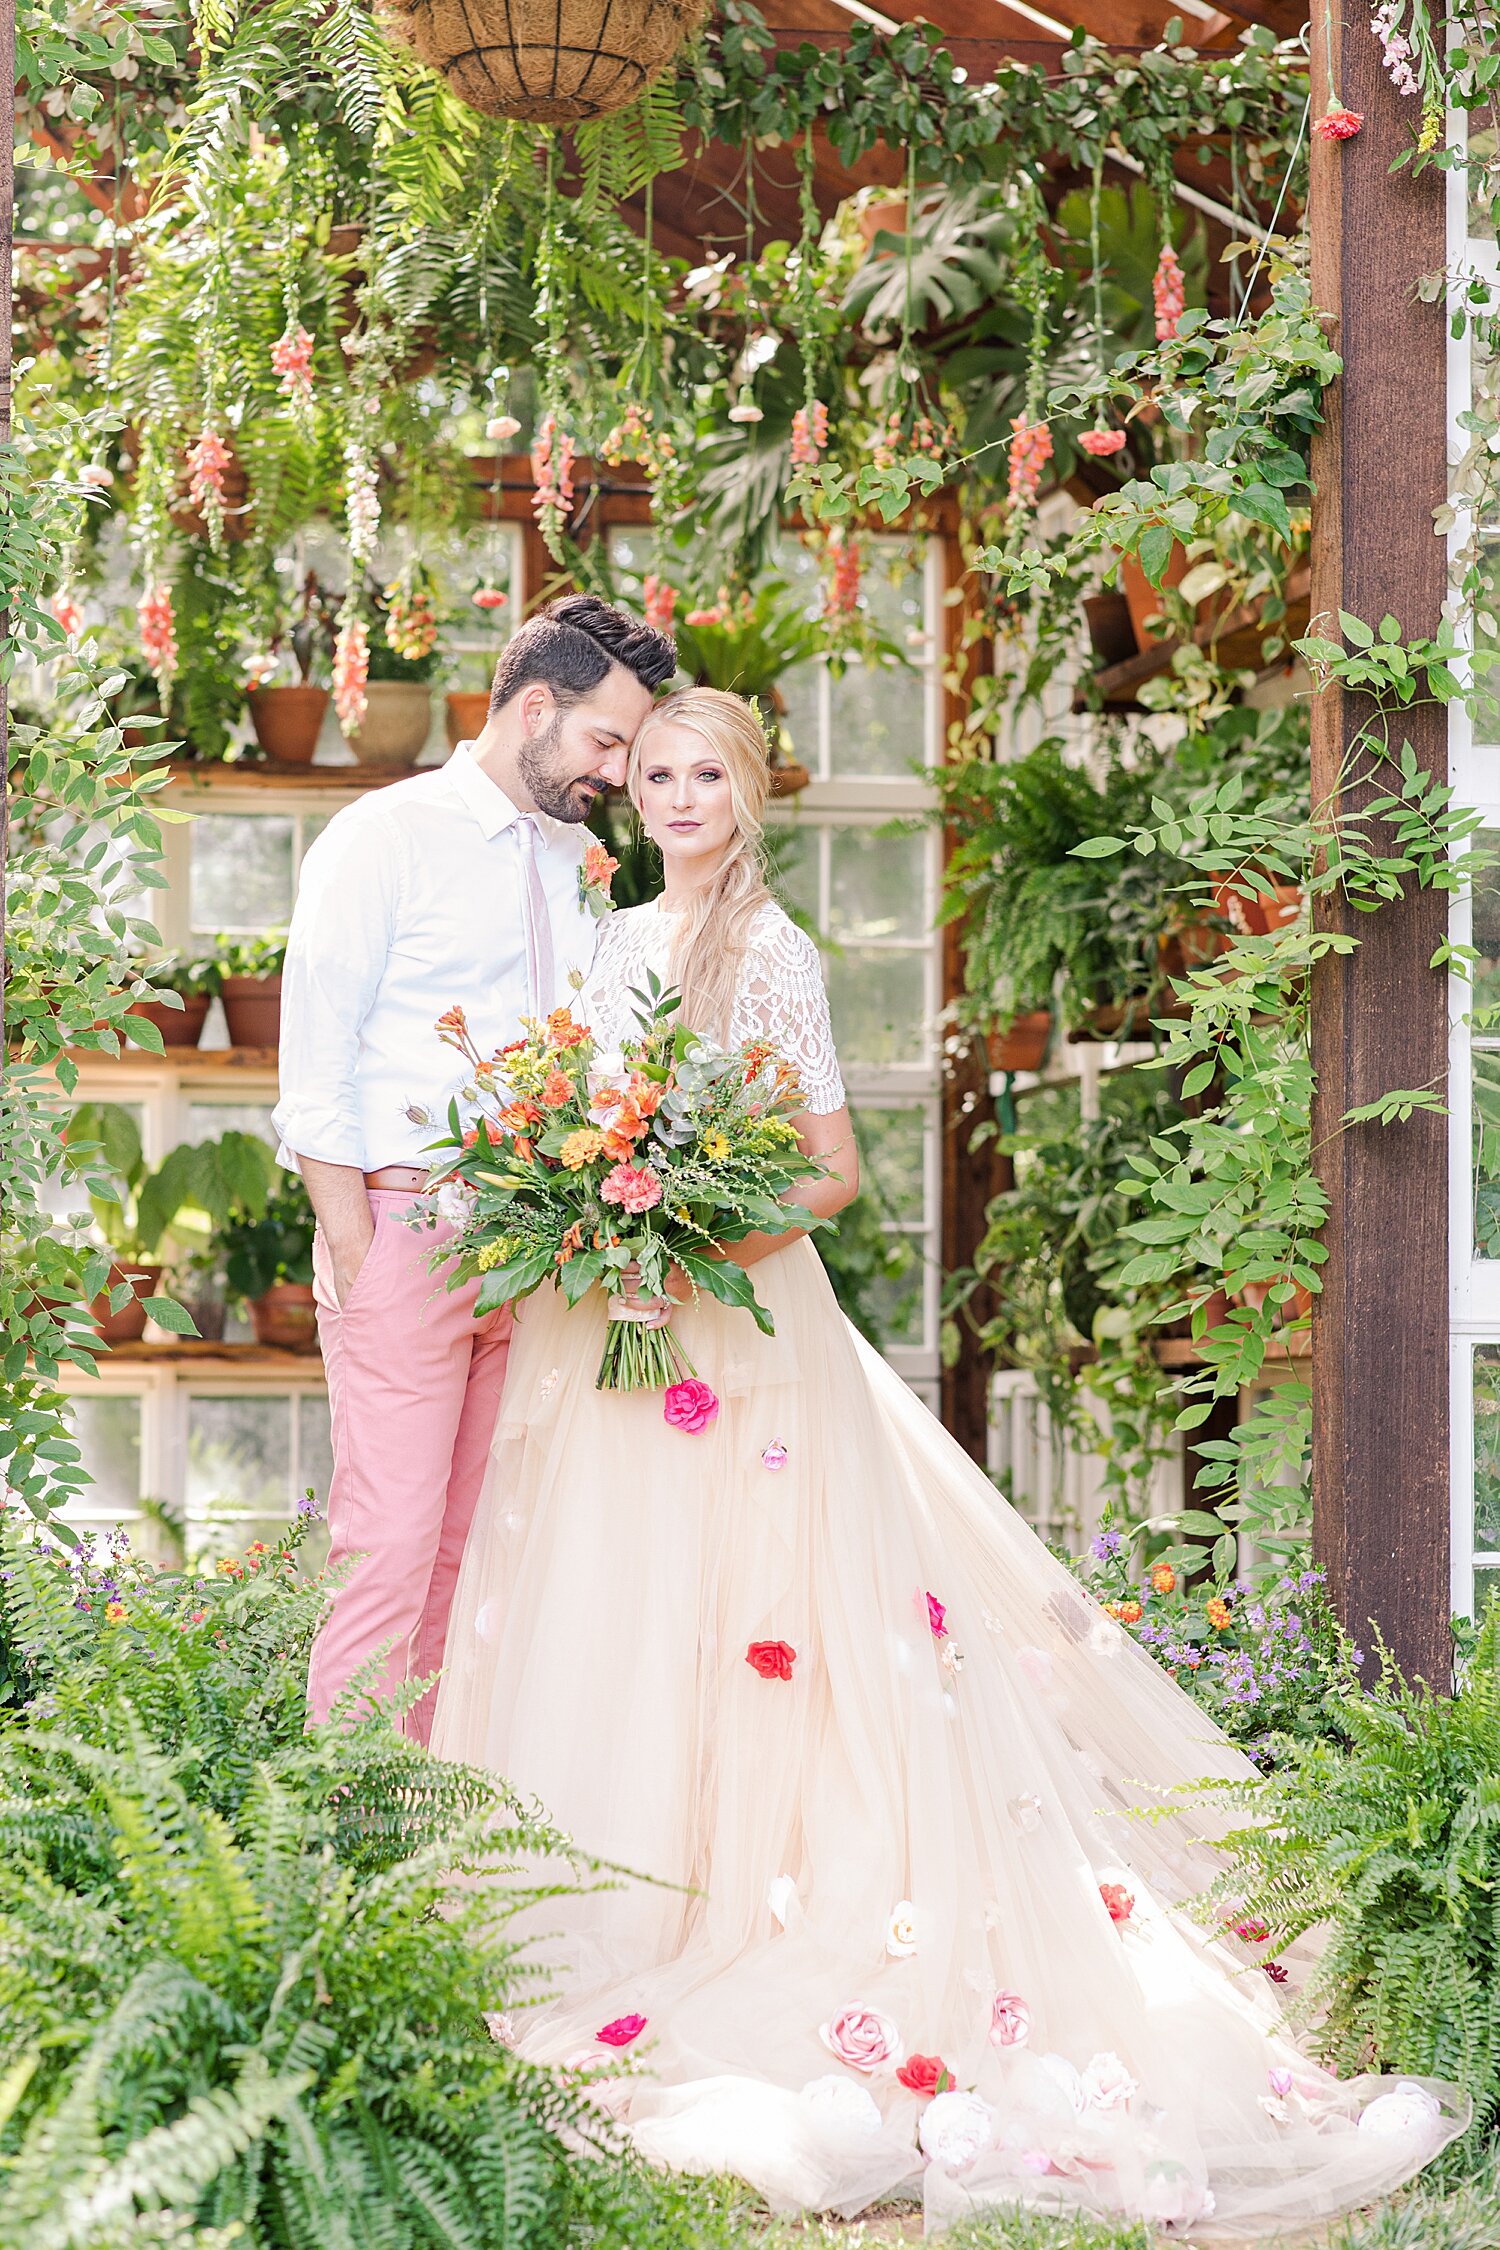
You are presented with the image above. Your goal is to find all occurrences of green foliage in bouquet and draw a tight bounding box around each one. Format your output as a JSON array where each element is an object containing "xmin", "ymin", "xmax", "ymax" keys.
[
  {"xmin": 427, "ymin": 979, "xmax": 830, "ymax": 1388},
  {"xmin": 0, "ymin": 1516, "xmax": 744, "ymax": 2249},
  {"xmin": 1201, "ymin": 1601, "xmax": 1500, "ymax": 2160}
]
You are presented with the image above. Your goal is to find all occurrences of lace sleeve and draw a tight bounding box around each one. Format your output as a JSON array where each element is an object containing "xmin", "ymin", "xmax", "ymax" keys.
[{"xmin": 733, "ymin": 911, "xmax": 847, "ymax": 1115}]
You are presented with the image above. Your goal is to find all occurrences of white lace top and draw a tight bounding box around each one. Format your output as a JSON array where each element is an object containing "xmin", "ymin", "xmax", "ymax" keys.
[{"xmin": 578, "ymin": 900, "xmax": 847, "ymax": 1115}]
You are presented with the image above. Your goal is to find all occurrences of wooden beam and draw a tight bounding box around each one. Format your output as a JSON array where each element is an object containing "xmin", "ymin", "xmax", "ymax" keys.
[
  {"xmin": 1, "ymin": 0, "xmax": 13, "ymax": 1072},
  {"xmin": 1308, "ymin": 4, "xmax": 1450, "ymax": 1683}
]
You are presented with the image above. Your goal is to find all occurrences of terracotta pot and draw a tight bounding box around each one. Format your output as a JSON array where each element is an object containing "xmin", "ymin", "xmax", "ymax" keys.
[
  {"xmin": 220, "ymin": 974, "xmax": 282, "ymax": 1049},
  {"xmin": 445, "ymin": 689, "xmax": 492, "ymax": 748},
  {"xmin": 93, "ymin": 1262, "xmax": 163, "ymax": 1346},
  {"xmin": 127, "ymin": 993, "xmax": 212, "ymax": 1048},
  {"xmin": 247, "ymin": 684, "xmax": 329, "ymax": 766},
  {"xmin": 1157, "ymin": 920, "xmax": 1232, "ymax": 981},
  {"xmin": 986, "ymin": 1010, "xmax": 1052, "ymax": 1073},
  {"xmin": 768, "ymin": 761, "xmax": 811, "ymax": 798},
  {"xmin": 1119, "ymin": 542, "xmax": 1189, "ymax": 651},
  {"xmin": 346, "ymin": 680, "xmax": 433, "ymax": 770},
  {"xmin": 1213, "ymin": 880, "xmax": 1304, "ymax": 937},
  {"xmin": 248, "ymin": 1281, "xmax": 320, "ymax": 1351},
  {"xmin": 857, "ymin": 196, "xmax": 908, "ymax": 246}
]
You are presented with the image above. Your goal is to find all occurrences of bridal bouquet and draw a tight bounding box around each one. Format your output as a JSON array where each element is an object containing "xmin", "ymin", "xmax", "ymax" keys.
[{"xmin": 423, "ymin": 979, "xmax": 828, "ymax": 1392}]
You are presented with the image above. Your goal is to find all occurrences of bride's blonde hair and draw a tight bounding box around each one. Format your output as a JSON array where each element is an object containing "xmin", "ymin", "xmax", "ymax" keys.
[{"xmin": 628, "ymin": 686, "xmax": 773, "ymax": 1044}]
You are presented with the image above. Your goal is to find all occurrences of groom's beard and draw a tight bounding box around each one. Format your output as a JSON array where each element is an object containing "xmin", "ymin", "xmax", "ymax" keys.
[{"xmin": 519, "ymin": 712, "xmax": 609, "ymax": 825}]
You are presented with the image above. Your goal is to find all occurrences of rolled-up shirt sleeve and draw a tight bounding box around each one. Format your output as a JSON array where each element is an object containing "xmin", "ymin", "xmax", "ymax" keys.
[{"xmin": 272, "ymin": 808, "xmax": 403, "ymax": 1173}]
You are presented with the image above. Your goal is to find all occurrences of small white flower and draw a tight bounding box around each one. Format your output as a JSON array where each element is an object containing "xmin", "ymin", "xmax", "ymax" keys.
[
  {"xmin": 485, "ymin": 2010, "xmax": 519, "ymax": 2047},
  {"xmin": 885, "ymin": 1900, "xmax": 919, "ymax": 1957},
  {"xmin": 799, "ymin": 2075, "xmax": 884, "ymax": 2140},
  {"xmin": 768, "ymin": 1873, "xmax": 797, "ymax": 1928},
  {"xmin": 918, "ymin": 2089, "xmax": 996, "ymax": 2170},
  {"xmin": 941, "ymin": 1641, "xmax": 966, "ymax": 1675},
  {"xmin": 1081, "ymin": 2051, "xmax": 1137, "ymax": 2111},
  {"xmin": 434, "ymin": 1178, "xmax": 476, "ymax": 1228}
]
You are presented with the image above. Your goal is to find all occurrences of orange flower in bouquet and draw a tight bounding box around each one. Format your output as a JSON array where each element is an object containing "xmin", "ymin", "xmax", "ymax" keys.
[{"xmin": 425, "ymin": 980, "xmax": 828, "ymax": 1397}]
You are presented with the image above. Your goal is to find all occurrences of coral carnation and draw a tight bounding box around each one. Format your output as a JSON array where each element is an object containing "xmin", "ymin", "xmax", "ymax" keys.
[{"xmin": 1313, "ymin": 106, "xmax": 1364, "ymax": 139}]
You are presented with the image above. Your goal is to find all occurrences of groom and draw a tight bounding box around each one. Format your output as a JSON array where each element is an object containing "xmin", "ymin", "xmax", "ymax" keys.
[{"xmin": 272, "ymin": 594, "xmax": 676, "ymax": 1737}]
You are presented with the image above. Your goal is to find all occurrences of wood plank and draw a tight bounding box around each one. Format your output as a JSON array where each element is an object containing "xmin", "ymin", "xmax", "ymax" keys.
[{"xmin": 1307, "ymin": 0, "xmax": 1450, "ymax": 1685}]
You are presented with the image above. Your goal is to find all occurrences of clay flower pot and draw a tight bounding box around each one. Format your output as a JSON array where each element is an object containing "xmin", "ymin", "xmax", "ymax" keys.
[
  {"xmin": 1213, "ymin": 880, "xmax": 1304, "ymax": 937},
  {"xmin": 346, "ymin": 680, "xmax": 432, "ymax": 770},
  {"xmin": 220, "ymin": 974, "xmax": 282, "ymax": 1049},
  {"xmin": 127, "ymin": 994, "xmax": 212, "ymax": 1048},
  {"xmin": 445, "ymin": 689, "xmax": 492, "ymax": 748},
  {"xmin": 986, "ymin": 1011, "xmax": 1053, "ymax": 1073},
  {"xmin": 248, "ymin": 1281, "xmax": 320, "ymax": 1351},
  {"xmin": 248, "ymin": 684, "xmax": 330, "ymax": 766},
  {"xmin": 1119, "ymin": 543, "xmax": 1189, "ymax": 651},
  {"xmin": 93, "ymin": 1262, "xmax": 163, "ymax": 1346},
  {"xmin": 768, "ymin": 760, "xmax": 811, "ymax": 798}
]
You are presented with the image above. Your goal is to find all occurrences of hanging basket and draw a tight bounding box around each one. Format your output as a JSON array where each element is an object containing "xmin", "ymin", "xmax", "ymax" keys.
[{"xmin": 381, "ymin": 0, "xmax": 707, "ymax": 122}]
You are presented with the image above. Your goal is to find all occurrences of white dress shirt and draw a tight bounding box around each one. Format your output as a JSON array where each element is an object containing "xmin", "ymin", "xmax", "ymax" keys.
[{"xmin": 271, "ymin": 746, "xmax": 596, "ymax": 1174}]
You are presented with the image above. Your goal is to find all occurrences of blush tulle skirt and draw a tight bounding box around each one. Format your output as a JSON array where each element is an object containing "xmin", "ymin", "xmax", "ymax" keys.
[{"xmin": 430, "ymin": 1242, "xmax": 1467, "ymax": 2236}]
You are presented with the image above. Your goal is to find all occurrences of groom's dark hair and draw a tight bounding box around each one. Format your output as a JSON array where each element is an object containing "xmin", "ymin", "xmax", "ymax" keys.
[{"xmin": 487, "ymin": 594, "xmax": 676, "ymax": 716}]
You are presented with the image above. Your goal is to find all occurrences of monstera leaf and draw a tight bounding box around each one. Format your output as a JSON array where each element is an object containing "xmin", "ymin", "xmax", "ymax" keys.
[{"xmin": 845, "ymin": 186, "xmax": 1016, "ymax": 337}]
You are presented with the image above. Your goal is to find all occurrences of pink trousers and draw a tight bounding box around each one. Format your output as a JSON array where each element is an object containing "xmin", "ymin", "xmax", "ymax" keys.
[{"xmin": 306, "ymin": 1189, "xmax": 512, "ymax": 1741}]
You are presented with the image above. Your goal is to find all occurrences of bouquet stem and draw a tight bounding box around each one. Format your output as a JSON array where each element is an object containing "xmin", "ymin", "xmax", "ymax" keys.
[{"xmin": 596, "ymin": 1303, "xmax": 697, "ymax": 1391}]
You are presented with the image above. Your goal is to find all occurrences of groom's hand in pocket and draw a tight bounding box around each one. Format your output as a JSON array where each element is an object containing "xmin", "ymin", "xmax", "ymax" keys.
[{"xmin": 302, "ymin": 1156, "xmax": 378, "ymax": 1310}]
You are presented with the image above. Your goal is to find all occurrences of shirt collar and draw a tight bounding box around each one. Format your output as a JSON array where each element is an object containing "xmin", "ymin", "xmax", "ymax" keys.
[{"xmin": 445, "ymin": 744, "xmax": 569, "ymax": 850}]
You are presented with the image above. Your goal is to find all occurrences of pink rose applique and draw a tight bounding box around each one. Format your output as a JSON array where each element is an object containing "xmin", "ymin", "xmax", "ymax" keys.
[
  {"xmin": 1100, "ymin": 1881, "xmax": 1135, "ymax": 1925},
  {"xmin": 988, "ymin": 1990, "xmax": 1032, "ymax": 2048},
  {"xmin": 819, "ymin": 2002, "xmax": 903, "ymax": 2074},
  {"xmin": 926, "ymin": 1591, "xmax": 948, "ymax": 1638},
  {"xmin": 596, "ymin": 2013, "xmax": 647, "ymax": 2047},
  {"xmin": 664, "ymin": 1379, "xmax": 719, "ymax": 1433}
]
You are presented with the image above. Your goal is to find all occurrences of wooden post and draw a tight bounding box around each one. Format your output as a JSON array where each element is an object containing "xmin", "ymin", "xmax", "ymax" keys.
[
  {"xmin": 0, "ymin": 0, "xmax": 14, "ymax": 1064},
  {"xmin": 1308, "ymin": 2, "xmax": 1451, "ymax": 1682}
]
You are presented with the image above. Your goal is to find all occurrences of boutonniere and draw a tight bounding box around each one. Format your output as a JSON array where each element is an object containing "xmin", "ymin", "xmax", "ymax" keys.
[{"xmin": 579, "ymin": 839, "xmax": 619, "ymax": 918}]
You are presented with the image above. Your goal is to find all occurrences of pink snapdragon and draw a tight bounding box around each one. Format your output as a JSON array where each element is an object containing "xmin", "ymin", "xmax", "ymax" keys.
[
  {"xmin": 791, "ymin": 398, "xmax": 829, "ymax": 466},
  {"xmin": 1371, "ymin": 0, "xmax": 1420, "ymax": 95},
  {"xmin": 643, "ymin": 574, "xmax": 677, "ymax": 633},
  {"xmin": 824, "ymin": 531, "xmax": 862, "ymax": 617},
  {"xmin": 1007, "ymin": 416, "xmax": 1053, "ymax": 507},
  {"xmin": 530, "ymin": 412, "xmax": 577, "ymax": 529},
  {"xmin": 333, "ymin": 615, "xmax": 370, "ymax": 733},
  {"xmin": 50, "ymin": 590, "xmax": 84, "ymax": 640},
  {"xmin": 271, "ymin": 324, "xmax": 316, "ymax": 403},
  {"xmin": 1153, "ymin": 244, "xmax": 1186, "ymax": 341},
  {"xmin": 137, "ymin": 583, "xmax": 178, "ymax": 684},
  {"xmin": 1079, "ymin": 426, "xmax": 1126, "ymax": 457}
]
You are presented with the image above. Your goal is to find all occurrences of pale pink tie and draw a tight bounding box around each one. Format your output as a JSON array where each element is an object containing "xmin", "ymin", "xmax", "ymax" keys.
[{"xmin": 515, "ymin": 814, "xmax": 555, "ymax": 1021}]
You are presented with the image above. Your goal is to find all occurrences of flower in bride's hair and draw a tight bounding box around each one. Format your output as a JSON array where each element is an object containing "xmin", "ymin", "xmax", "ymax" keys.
[
  {"xmin": 600, "ymin": 1162, "xmax": 663, "ymax": 1214},
  {"xmin": 918, "ymin": 2088, "xmax": 996, "ymax": 2169},
  {"xmin": 665, "ymin": 1380, "xmax": 720, "ymax": 1434},
  {"xmin": 988, "ymin": 1990, "xmax": 1031, "ymax": 2048},
  {"xmin": 596, "ymin": 2013, "xmax": 647, "ymax": 2048},
  {"xmin": 560, "ymin": 1129, "xmax": 604, "ymax": 1170},
  {"xmin": 886, "ymin": 1901, "xmax": 919, "ymax": 1958},
  {"xmin": 819, "ymin": 2003, "xmax": 903, "ymax": 2074},
  {"xmin": 746, "ymin": 1639, "xmax": 797, "ymax": 1681}
]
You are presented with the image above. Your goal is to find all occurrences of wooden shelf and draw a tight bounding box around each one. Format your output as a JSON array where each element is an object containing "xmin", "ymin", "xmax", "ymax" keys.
[
  {"xmin": 161, "ymin": 761, "xmax": 426, "ymax": 792},
  {"xmin": 104, "ymin": 1339, "xmax": 322, "ymax": 1368},
  {"xmin": 65, "ymin": 1045, "xmax": 278, "ymax": 1072},
  {"xmin": 1078, "ymin": 566, "xmax": 1313, "ymax": 714}
]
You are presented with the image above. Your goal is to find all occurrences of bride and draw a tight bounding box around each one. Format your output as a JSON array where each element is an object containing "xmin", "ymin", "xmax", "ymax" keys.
[{"xmin": 430, "ymin": 686, "xmax": 1464, "ymax": 2237}]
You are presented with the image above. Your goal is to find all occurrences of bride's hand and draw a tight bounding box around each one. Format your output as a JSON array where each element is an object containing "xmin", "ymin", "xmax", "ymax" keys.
[{"xmin": 619, "ymin": 1261, "xmax": 674, "ymax": 1327}]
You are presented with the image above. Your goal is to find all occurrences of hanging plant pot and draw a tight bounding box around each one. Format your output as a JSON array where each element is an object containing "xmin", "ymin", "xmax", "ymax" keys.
[
  {"xmin": 857, "ymin": 195, "xmax": 908, "ymax": 248},
  {"xmin": 1157, "ymin": 918, "xmax": 1232, "ymax": 982},
  {"xmin": 248, "ymin": 1281, "xmax": 320, "ymax": 1352},
  {"xmin": 93, "ymin": 1262, "xmax": 163, "ymax": 1346},
  {"xmin": 221, "ymin": 974, "xmax": 282, "ymax": 1049},
  {"xmin": 768, "ymin": 760, "xmax": 811, "ymax": 798},
  {"xmin": 445, "ymin": 690, "xmax": 492, "ymax": 748},
  {"xmin": 127, "ymin": 994, "xmax": 212, "ymax": 1048},
  {"xmin": 986, "ymin": 1011, "xmax": 1053, "ymax": 1073},
  {"xmin": 346, "ymin": 680, "xmax": 432, "ymax": 771},
  {"xmin": 381, "ymin": 0, "xmax": 708, "ymax": 121},
  {"xmin": 247, "ymin": 684, "xmax": 329, "ymax": 766}
]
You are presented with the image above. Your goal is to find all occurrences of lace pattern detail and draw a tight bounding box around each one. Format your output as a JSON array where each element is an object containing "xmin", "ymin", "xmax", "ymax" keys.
[{"xmin": 579, "ymin": 902, "xmax": 846, "ymax": 1114}]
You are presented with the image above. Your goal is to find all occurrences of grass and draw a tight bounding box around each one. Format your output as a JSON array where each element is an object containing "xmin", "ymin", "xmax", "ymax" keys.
[{"xmin": 668, "ymin": 2154, "xmax": 1500, "ymax": 2249}]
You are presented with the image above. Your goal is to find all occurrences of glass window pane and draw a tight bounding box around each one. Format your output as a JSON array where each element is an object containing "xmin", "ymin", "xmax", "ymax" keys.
[
  {"xmin": 69, "ymin": 1394, "xmax": 142, "ymax": 1518},
  {"xmin": 769, "ymin": 825, "xmax": 820, "ymax": 925},
  {"xmin": 777, "ymin": 663, "xmax": 821, "ymax": 775},
  {"xmin": 1471, "ymin": 1565, "xmax": 1500, "ymax": 1627},
  {"xmin": 863, "ymin": 1255, "xmax": 925, "ymax": 1348},
  {"xmin": 1474, "ymin": 1049, "xmax": 1500, "ymax": 1256},
  {"xmin": 296, "ymin": 1390, "xmax": 334, "ymax": 1514},
  {"xmin": 1472, "ymin": 129, "xmax": 1496, "ymax": 242},
  {"xmin": 1477, "ymin": 1347, "xmax": 1500, "ymax": 1552},
  {"xmin": 190, "ymin": 815, "xmax": 294, "ymax": 936},
  {"xmin": 1473, "ymin": 546, "xmax": 1500, "ymax": 744},
  {"xmin": 186, "ymin": 1395, "xmax": 291, "ymax": 1552},
  {"xmin": 828, "ymin": 826, "xmax": 929, "ymax": 944},
  {"xmin": 853, "ymin": 1105, "xmax": 928, "ymax": 1224},
  {"xmin": 826, "ymin": 948, "xmax": 929, "ymax": 1067},
  {"xmin": 828, "ymin": 659, "xmax": 926, "ymax": 779},
  {"xmin": 185, "ymin": 1103, "xmax": 279, "ymax": 1150}
]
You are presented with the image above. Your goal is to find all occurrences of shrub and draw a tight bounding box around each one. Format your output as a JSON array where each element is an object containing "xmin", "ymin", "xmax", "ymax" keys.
[
  {"xmin": 1202, "ymin": 1601, "xmax": 1500, "ymax": 2159},
  {"xmin": 0, "ymin": 1519, "xmax": 731, "ymax": 2249}
]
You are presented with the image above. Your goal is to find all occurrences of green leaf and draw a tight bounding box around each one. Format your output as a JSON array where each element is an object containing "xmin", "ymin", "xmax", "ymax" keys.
[
  {"xmin": 142, "ymin": 1295, "xmax": 200, "ymax": 1337},
  {"xmin": 1339, "ymin": 610, "xmax": 1375, "ymax": 649},
  {"xmin": 1070, "ymin": 836, "xmax": 1128, "ymax": 858},
  {"xmin": 1137, "ymin": 522, "xmax": 1176, "ymax": 586}
]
